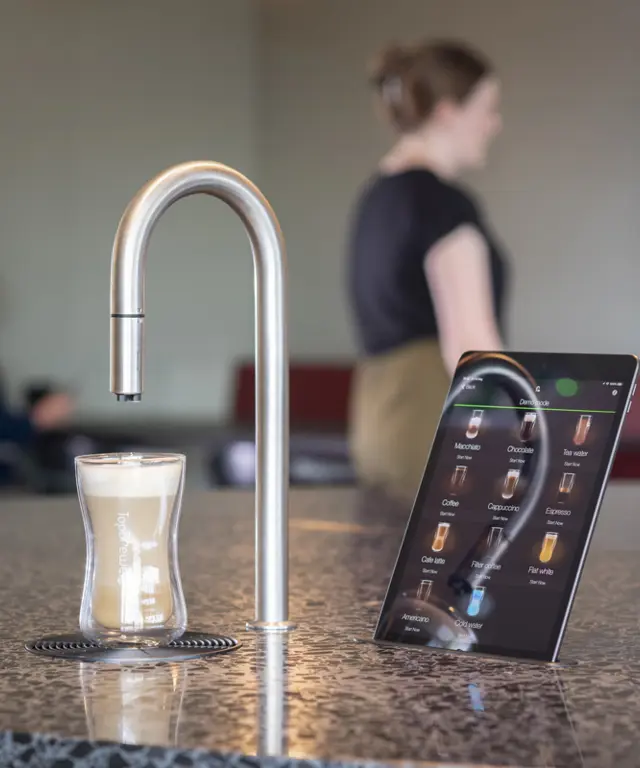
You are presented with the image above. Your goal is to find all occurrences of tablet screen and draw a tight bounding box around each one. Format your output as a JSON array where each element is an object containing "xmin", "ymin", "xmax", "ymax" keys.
[{"xmin": 374, "ymin": 352, "xmax": 637, "ymax": 661}]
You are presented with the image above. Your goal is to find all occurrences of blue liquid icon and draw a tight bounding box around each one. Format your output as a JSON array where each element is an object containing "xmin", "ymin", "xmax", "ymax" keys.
[
  {"xmin": 468, "ymin": 683, "xmax": 485, "ymax": 712},
  {"xmin": 467, "ymin": 587, "xmax": 486, "ymax": 617}
]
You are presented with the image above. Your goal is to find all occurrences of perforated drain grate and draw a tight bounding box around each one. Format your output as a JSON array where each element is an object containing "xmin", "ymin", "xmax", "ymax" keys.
[{"xmin": 25, "ymin": 632, "xmax": 241, "ymax": 663}]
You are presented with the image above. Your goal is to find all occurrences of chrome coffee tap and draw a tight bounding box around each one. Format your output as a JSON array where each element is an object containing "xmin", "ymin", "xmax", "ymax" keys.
[{"xmin": 110, "ymin": 161, "xmax": 292, "ymax": 631}]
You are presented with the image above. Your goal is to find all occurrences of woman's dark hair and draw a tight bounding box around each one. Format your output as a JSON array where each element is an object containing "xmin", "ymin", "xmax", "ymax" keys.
[{"xmin": 370, "ymin": 40, "xmax": 493, "ymax": 133}]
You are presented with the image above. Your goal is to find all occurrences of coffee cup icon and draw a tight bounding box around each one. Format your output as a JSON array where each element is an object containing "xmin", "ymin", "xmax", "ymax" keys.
[
  {"xmin": 432, "ymin": 523, "xmax": 450, "ymax": 552},
  {"xmin": 502, "ymin": 469, "xmax": 521, "ymax": 500}
]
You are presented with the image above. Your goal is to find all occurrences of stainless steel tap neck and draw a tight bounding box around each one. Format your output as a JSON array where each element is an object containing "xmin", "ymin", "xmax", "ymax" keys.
[{"xmin": 110, "ymin": 161, "xmax": 293, "ymax": 631}]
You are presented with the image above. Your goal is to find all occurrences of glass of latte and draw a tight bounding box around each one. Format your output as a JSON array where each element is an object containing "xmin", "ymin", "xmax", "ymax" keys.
[{"xmin": 75, "ymin": 453, "xmax": 187, "ymax": 647}]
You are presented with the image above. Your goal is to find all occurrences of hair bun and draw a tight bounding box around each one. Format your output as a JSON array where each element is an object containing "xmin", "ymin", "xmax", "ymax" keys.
[
  {"xmin": 369, "ymin": 44, "xmax": 413, "ymax": 89},
  {"xmin": 368, "ymin": 39, "xmax": 493, "ymax": 134}
]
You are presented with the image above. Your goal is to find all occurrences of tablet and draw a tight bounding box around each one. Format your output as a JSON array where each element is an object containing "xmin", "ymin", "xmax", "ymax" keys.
[{"xmin": 374, "ymin": 352, "xmax": 638, "ymax": 662}]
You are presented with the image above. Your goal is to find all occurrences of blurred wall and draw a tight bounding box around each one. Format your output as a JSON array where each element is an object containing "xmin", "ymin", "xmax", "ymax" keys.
[
  {"xmin": 2, "ymin": 0, "xmax": 639, "ymax": 423},
  {"xmin": 261, "ymin": 0, "xmax": 640, "ymax": 359},
  {"xmin": 0, "ymin": 0, "xmax": 258, "ymax": 420}
]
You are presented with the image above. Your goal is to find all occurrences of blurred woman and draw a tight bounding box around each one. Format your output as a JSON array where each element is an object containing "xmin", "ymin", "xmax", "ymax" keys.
[
  {"xmin": 348, "ymin": 40, "xmax": 507, "ymax": 499},
  {"xmin": 0, "ymin": 391, "xmax": 73, "ymax": 485}
]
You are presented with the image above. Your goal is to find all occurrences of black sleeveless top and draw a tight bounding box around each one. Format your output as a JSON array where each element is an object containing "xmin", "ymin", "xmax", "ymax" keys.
[{"xmin": 348, "ymin": 169, "xmax": 508, "ymax": 356}]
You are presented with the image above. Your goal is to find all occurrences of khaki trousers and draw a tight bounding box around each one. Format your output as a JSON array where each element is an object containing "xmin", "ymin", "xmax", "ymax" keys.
[{"xmin": 349, "ymin": 339, "xmax": 450, "ymax": 501}]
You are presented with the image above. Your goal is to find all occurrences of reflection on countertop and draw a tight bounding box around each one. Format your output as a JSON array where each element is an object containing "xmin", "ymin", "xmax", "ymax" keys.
[{"xmin": 1, "ymin": 487, "xmax": 640, "ymax": 767}]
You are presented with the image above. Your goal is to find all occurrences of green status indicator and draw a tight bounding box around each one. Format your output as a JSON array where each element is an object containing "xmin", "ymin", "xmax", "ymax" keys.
[{"xmin": 555, "ymin": 378, "xmax": 579, "ymax": 397}]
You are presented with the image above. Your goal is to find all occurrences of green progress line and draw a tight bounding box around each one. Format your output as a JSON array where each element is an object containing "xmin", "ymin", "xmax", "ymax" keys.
[{"xmin": 453, "ymin": 403, "xmax": 616, "ymax": 414}]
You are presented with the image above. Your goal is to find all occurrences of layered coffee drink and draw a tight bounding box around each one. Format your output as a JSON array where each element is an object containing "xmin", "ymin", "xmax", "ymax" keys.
[
  {"xmin": 557, "ymin": 472, "xmax": 575, "ymax": 504},
  {"xmin": 77, "ymin": 454, "xmax": 187, "ymax": 647},
  {"xmin": 502, "ymin": 469, "xmax": 521, "ymax": 500},
  {"xmin": 432, "ymin": 522, "xmax": 450, "ymax": 553},
  {"xmin": 465, "ymin": 410, "xmax": 484, "ymax": 439},
  {"xmin": 520, "ymin": 412, "xmax": 537, "ymax": 442}
]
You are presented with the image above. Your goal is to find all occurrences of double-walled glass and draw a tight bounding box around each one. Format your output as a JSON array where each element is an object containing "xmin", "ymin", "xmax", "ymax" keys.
[{"xmin": 76, "ymin": 453, "xmax": 187, "ymax": 647}]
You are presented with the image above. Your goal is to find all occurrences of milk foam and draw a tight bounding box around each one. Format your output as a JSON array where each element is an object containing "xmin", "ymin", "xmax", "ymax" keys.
[{"xmin": 79, "ymin": 460, "xmax": 182, "ymax": 498}]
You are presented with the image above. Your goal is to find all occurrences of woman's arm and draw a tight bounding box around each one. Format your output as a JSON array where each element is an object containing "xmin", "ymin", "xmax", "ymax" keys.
[
  {"xmin": 0, "ymin": 393, "xmax": 73, "ymax": 445},
  {"xmin": 424, "ymin": 224, "xmax": 503, "ymax": 376}
]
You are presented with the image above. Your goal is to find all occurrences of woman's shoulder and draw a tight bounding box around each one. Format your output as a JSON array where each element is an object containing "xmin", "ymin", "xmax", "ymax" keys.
[
  {"xmin": 372, "ymin": 170, "xmax": 480, "ymax": 215},
  {"xmin": 352, "ymin": 171, "xmax": 423, "ymax": 222},
  {"xmin": 421, "ymin": 173, "xmax": 481, "ymax": 218},
  {"xmin": 351, "ymin": 171, "xmax": 486, "ymax": 245}
]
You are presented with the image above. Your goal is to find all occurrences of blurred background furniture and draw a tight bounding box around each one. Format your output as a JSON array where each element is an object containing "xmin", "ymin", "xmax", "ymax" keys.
[
  {"xmin": 5, "ymin": 364, "xmax": 638, "ymax": 494},
  {"xmin": 612, "ymin": 396, "xmax": 640, "ymax": 479},
  {"xmin": 208, "ymin": 361, "xmax": 356, "ymax": 488},
  {"xmin": 0, "ymin": 431, "xmax": 150, "ymax": 496},
  {"xmin": 209, "ymin": 361, "xmax": 640, "ymax": 488}
]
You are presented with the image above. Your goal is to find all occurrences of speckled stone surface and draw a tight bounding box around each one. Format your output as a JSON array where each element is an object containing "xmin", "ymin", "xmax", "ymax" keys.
[{"xmin": 1, "ymin": 487, "xmax": 640, "ymax": 767}]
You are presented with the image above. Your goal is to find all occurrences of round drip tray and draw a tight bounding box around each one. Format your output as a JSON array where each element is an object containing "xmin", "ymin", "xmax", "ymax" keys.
[{"xmin": 25, "ymin": 632, "xmax": 241, "ymax": 664}]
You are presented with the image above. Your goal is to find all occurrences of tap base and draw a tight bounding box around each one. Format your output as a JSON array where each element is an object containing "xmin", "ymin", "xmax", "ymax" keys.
[
  {"xmin": 246, "ymin": 620, "xmax": 297, "ymax": 633},
  {"xmin": 26, "ymin": 632, "xmax": 241, "ymax": 663}
]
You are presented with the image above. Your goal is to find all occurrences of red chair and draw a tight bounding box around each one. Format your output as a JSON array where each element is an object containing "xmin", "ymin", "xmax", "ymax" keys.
[
  {"xmin": 209, "ymin": 361, "xmax": 356, "ymax": 487},
  {"xmin": 611, "ymin": 392, "xmax": 640, "ymax": 479},
  {"xmin": 226, "ymin": 360, "xmax": 640, "ymax": 481},
  {"xmin": 232, "ymin": 361, "xmax": 354, "ymax": 429}
]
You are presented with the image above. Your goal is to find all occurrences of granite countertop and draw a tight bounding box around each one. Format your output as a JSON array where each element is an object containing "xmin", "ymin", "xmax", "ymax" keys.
[{"xmin": 1, "ymin": 485, "xmax": 640, "ymax": 767}]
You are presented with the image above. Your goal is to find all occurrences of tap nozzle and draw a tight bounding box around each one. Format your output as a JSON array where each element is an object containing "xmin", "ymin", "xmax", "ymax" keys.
[{"xmin": 110, "ymin": 315, "xmax": 144, "ymax": 401}]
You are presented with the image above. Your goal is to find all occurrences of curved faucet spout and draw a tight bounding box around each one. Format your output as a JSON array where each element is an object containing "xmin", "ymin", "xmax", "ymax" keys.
[{"xmin": 110, "ymin": 161, "xmax": 292, "ymax": 631}]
